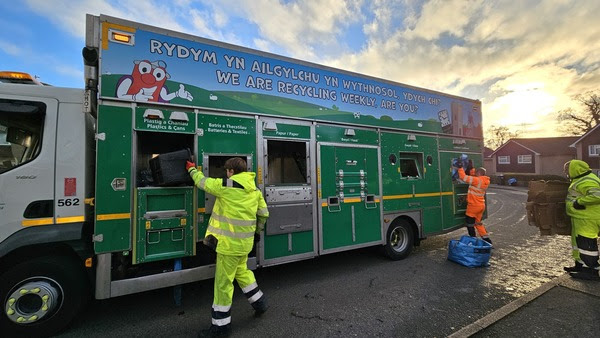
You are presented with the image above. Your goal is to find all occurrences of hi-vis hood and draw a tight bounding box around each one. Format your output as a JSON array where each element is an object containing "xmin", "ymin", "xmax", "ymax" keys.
[
  {"xmin": 568, "ymin": 160, "xmax": 591, "ymax": 179},
  {"xmin": 231, "ymin": 172, "xmax": 257, "ymax": 192}
]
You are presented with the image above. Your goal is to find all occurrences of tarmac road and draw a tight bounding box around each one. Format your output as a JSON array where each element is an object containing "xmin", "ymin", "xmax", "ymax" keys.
[{"xmin": 57, "ymin": 185, "xmax": 579, "ymax": 337}]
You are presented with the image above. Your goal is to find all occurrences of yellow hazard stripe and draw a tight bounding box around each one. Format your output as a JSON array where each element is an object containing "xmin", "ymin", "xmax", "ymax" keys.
[
  {"xmin": 383, "ymin": 194, "xmax": 412, "ymax": 200},
  {"xmin": 320, "ymin": 198, "xmax": 381, "ymax": 207},
  {"xmin": 21, "ymin": 218, "xmax": 54, "ymax": 227},
  {"xmin": 22, "ymin": 216, "xmax": 86, "ymax": 227},
  {"xmin": 383, "ymin": 191, "xmax": 453, "ymax": 200},
  {"xmin": 96, "ymin": 213, "xmax": 131, "ymax": 221},
  {"xmin": 57, "ymin": 216, "xmax": 85, "ymax": 224}
]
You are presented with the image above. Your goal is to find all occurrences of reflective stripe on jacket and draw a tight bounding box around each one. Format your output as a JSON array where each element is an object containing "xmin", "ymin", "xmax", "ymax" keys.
[
  {"xmin": 458, "ymin": 168, "xmax": 490, "ymax": 207},
  {"xmin": 566, "ymin": 160, "xmax": 600, "ymax": 219},
  {"xmin": 189, "ymin": 168, "xmax": 269, "ymax": 255}
]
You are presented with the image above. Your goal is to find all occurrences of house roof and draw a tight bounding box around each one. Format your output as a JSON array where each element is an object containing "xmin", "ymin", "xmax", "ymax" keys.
[
  {"xmin": 570, "ymin": 123, "xmax": 600, "ymax": 147},
  {"xmin": 483, "ymin": 147, "xmax": 494, "ymax": 157},
  {"xmin": 490, "ymin": 137, "xmax": 579, "ymax": 156}
]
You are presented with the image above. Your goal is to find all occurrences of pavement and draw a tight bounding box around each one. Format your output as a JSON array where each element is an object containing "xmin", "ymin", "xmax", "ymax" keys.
[{"xmin": 448, "ymin": 184, "xmax": 600, "ymax": 337}]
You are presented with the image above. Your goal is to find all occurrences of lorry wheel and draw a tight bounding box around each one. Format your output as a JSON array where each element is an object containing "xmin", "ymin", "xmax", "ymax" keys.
[
  {"xmin": 384, "ymin": 220, "xmax": 414, "ymax": 260},
  {"xmin": 0, "ymin": 255, "xmax": 89, "ymax": 337}
]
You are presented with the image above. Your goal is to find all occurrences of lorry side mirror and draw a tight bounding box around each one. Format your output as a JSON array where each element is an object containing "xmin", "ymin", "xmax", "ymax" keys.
[{"xmin": 82, "ymin": 47, "xmax": 99, "ymax": 66}]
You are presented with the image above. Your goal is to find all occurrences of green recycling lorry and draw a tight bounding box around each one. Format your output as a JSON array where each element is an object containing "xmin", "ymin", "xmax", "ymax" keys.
[{"xmin": 0, "ymin": 14, "xmax": 484, "ymax": 335}]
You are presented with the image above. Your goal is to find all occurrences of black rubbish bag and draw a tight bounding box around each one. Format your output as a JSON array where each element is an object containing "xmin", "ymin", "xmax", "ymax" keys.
[{"xmin": 149, "ymin": 148, "xmax": 194, "ymax": 186}]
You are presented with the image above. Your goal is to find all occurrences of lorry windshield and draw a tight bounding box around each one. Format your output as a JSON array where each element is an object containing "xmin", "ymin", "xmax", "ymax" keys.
[{"xmin": 0, "ymin": 99, "xmax": 45, "ymax": 173}]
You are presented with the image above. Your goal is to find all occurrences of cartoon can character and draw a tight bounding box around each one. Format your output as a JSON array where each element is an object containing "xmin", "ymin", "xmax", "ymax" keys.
[{"xmin": 116, "ymin": 60, "xmax": 193, "ymax": 102}]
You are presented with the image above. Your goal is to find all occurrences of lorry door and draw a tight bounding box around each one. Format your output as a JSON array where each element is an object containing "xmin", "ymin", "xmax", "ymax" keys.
[
  {"xmin": 0, "ymin": 96, "xmax": 56, "ymax": 239},
  {"xmin": 94, "ymin": 105, "xmax": 133, "ymax": 253},
  {"xmin": 317, "ymin": 125, "xmax": 382, "ymax": 254},
  {"xmin": 438, "ymin": 137, "xmax": 484, "ymax": 230},
  {"xmin": 381, "ymin": 132, "xmax": 442, "ymax": 234},
  {"xmin": 259, "ymin": 119, "xmax": 316, "ymax": 265}
]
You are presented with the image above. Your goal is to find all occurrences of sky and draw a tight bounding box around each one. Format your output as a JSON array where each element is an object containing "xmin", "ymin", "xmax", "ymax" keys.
[{"xmin": 1, "ymin": 0, "xmax": 599, "ymax": 140}]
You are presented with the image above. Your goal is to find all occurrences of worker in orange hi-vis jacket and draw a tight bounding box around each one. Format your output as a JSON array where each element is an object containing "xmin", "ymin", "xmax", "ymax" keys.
[{"xmin": 454, "ymin": 161, "xmax": 492, "ymax": 244}]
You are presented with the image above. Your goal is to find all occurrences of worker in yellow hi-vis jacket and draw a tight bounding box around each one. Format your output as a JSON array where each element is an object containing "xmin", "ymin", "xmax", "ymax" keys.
[
  {"xmin": 186, "ymin": 157, "xmax": 269, "ymax": 337},
  {"xmin": 564, "ymin": 160, "xmax": 600, "ymax": 281}
]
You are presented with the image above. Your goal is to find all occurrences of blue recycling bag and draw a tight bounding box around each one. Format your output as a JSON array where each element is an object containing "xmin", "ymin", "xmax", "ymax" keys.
[
  {"xmin": 447, "ymin": 236, "xmax": 492, "ymax": 267},
  {"xmin": 451, "ymin": 154, "xmax": 470, "ymax": 181}
]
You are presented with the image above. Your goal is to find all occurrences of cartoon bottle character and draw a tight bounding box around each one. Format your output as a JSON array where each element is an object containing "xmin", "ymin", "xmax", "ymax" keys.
[{"xmin": 116, "ymin": 60, "xmax": 193, "ymax": 102}]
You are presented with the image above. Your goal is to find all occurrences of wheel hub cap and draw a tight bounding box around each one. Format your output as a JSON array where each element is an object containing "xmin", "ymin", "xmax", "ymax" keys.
[{"xmin": 5, "ymin": 280, "xmax": 60, "ymax": 324}]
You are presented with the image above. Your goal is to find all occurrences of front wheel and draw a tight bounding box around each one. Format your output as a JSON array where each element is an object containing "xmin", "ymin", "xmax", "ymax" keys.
[
  {"xmin": 0, "ymin": 255, "xmax": 90, "ymax": 337},
  {"xmin": 384, "ymin": 219, "xmax": 414, "ymax": 260}
]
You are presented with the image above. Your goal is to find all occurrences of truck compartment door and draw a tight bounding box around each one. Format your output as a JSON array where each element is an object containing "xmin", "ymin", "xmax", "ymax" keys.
[
  {"xmin": 261, "ymin": 128, "xmax": 316, "ymax": 263},
  {"xmin": 94, "ymin": 105, "xmax": 133, "ymax": 253},
  {"xmin": 319, "ymin": 144, "xmax": 382, "ymax": 253}
]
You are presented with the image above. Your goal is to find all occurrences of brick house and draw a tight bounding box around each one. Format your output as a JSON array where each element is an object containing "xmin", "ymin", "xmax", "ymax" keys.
[
  {"xmin": 490, "ymin": 137, "xmax": 578, "ymax": 176},
  {"xmin": 483, "ymin": 147, "xmax": 495, "ymax": 175},
  {"xmin": 570, "ymin": 124, "xmax": 600, "ymax": 170}
]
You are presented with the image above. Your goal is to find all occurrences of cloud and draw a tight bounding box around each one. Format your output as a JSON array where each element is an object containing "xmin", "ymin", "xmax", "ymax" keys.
[
  {"xmin": 485, "ymin": 64, "xmax": 576, "ymax": 131},
  {"xmin": 16, "ymin": 0, "xmax": 600, "ymax": 138},
  {"xmin": 24, "ymin": 0, "xmax": 121, "ymax": 39},
  {"xmin": 187, "ymin": 7, "xmax": 243, "ymax": 45},
  {"xmin": 0, "ymin": 40, "xmax": 23, "ymax": 56},
  {"xmin": 54, "ymin": 64, "xmax": 84, "ymax": 79},
  {"xmin": 212, "ymin": 0, "xmax": 364, "ymax": 60},
  {"xmin": 402, "ymin": 0, "xmax": 482, "ymax": 40},
  {"xmin": 253, "ymin": 38, "xmax": 273, "ymax": 53},
  {"xmin": 320, "ymin": 0, "xmax": 600, "ymax": 138},
  {"xmin": 23, "ymin": 0, "xmax": 189, "ymax": 39}
]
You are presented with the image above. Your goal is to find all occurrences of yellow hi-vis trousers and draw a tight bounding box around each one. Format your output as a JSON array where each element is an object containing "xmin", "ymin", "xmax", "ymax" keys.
[{"xmin": 211, "ymin": 253, "xmax": 263, "ymax": 327}]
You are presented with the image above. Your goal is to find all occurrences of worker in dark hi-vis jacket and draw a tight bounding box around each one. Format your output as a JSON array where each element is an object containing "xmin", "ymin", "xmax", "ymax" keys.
[
  {"xmin": 186, "ymin": 157, "xmax": 270, "ymax": 337},
  {"xmin": 563, "ymin": 160, "xmax": 600, "ymax": 281},
  {"xmin": 454, "ymin": 161, "xmax": 492, "ymax": 244}
]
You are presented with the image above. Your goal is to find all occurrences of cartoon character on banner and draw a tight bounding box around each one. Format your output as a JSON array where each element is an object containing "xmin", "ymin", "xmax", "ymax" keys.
[{"xmin": 116, "ymin": 60, "xmax": 193, "ymax": 103}]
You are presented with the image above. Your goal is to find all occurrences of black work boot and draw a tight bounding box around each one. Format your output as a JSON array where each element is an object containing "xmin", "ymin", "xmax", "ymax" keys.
[
  {"xmin": 569, "ymin": 267, "xmax": 600, "ymax": 281},
  {"xmin": 563, "ymin": 261, "xmax": 583, "ymax": 273},
  {"xmin": 198, "ymin": 324, "xmax": 231, "ymax": 337},
  {"xmin": 252, "ymin": 296, "xmax": 269, "ymax": 317}
]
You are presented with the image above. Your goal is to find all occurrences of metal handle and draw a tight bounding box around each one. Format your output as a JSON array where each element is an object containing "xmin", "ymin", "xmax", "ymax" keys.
[
  {"xmin": 279, "ymin": 223, "xmax": 301, "ymax": 230},
  {"xmin": 171, "ymin": 229, "xmax": 184, "ymax": 242},
  {"xmin": 327, "ymin": 196, "xmax": 341, "ymax": 212},
  {"xmin": 364, "ymin": 194, "xmax": 378, "ymax": 209},
  {"xmin": 147, "ymin": 231, "xmax": 161, "ymax": 244}
]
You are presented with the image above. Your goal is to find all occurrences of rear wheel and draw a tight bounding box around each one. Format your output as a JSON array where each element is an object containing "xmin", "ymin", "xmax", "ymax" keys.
[
  {"xmin": 384, "ymin": 219, "xmax": 414, "ymax": 260},
  {"xmin": 0, "ymin": 255, "xmax": 89, "ymax": 337}
]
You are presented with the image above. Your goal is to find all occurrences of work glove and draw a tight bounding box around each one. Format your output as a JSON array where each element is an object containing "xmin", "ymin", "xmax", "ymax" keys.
[
  {"xmin": 254, "ymin": 233, "xmax": 261, "ymax": 243},
  {"xmin": 466, "ymin": 159, "xmax": 473, "ymax": 173},
  {"xmin": 573, "ymin": 200, "xmax": 586, "ymax": 210},
  {"xmin": 185, "ymin": 161, "xmax": 196, "ymax": 171}
]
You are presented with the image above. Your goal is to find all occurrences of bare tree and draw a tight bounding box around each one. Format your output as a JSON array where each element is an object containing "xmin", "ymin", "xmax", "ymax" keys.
[
  {"xmin": 557, "ymin": 91, "xmax": 600, "ymax": 135},
  {"xmin": 485, "ymin": 125, "xmax": 520, "ymax": 150}
]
